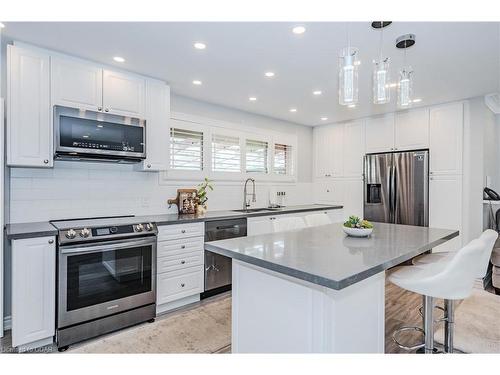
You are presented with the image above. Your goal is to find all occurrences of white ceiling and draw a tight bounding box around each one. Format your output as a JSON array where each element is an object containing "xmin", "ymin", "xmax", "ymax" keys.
[{"xmin": 3, "ymin": 22, "xmax": 499, "ymax": 126}]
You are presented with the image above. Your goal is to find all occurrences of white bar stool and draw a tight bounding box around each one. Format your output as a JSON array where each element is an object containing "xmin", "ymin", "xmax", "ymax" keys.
[
  {"xmin": 410, "ymin": 229, "xmax": 498, "ymax": 352},
  {"xmin": 272, "ymin": 216, "xmax": 306, "ymax": 232},
  {"xmin": 304, "ymin": 213, "xmax": 332, "ymax": 227},
  {"xmin": 388, "ymin": 233, "xmax": 496, "ymax": 354}
]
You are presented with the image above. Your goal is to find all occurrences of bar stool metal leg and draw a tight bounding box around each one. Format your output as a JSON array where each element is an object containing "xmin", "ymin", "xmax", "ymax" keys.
[
  {"xmin": 423, "ymin": 295, "xmax": 435, "ymax": 353},
  {"xmin": 444, "ymin": 299, "xmax": 454, "ymax": 353}
]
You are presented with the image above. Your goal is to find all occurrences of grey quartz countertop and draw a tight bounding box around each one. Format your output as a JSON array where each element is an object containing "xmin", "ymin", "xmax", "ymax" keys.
[
  {"xmin": 5, "ymin": 222, "xmax": 58, "ymax": 240},
  {"xmin": 5, "ymin": 204, "xmax": 342, "ymax": 239},
  {"xmin": 205, "ymin": 222, "xmax": 459, "ymax": 290}
]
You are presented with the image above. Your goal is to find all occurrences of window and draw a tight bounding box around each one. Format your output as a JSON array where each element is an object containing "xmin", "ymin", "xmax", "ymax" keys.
[
  {"xmin": 245, "ymin": 139, "xmax": 268, "ymax": 173},
  {"xmin": 274, "ymin": 143, "xmax": 292, "ymax": 175},
  {"xmin": 212, "ymin": 134, "xmax": 241, "ymax": 172},
  {"xmin": 169, "ymin": 128, "xmax": 204, "ymax": 170}
]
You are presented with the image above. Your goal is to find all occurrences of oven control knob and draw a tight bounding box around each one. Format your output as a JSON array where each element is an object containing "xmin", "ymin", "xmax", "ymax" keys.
[
  {"xmin": 66, "ymin": 229, "xmax": 77, "ymax": 239},
  {"xmin": 145, "ymin": 223, "xmax": 154, "ymax": 232},
  {"xmin": 135, "ymin": 224, "xmax": 144, "ymax": 232},
  {"xmin": 80, "ymin": 228, "xmax": 90, "ymax": 238}
]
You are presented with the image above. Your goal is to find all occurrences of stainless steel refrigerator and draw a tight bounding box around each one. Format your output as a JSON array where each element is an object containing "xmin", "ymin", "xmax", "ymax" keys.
[{"xmin": 364, "ymin": 150, "xmax": 429, "ymax": 226}]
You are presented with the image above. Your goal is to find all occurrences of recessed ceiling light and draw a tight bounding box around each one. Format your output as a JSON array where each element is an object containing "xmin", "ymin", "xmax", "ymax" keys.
[
  {"xmin": 0, "ymin": 23, "xmax": 5, "ymax": 29},
  {"xmin": 289, "ymin": 108, "xmax": 297, "ymax": 113},
  {"xmin": 386, "ymin": 83, "xmax": 398, "ymax": 88},
  {"xmin": 321, "ymin": 117, "xmax": 328, "ymax": 121},
  {"xmin": 348, "ymin": 104, "xmax": 356, "ymax": 108},
  {"xmin": 313, "ymin": 90, "xmax": 322, "ymax": 96},
  {"xmin": 292, "ymin": 26, "xmax": 306, "ymax": 34},
  {"xmin": 249, "ymin": 97, "xmax": 257, "ymax": 101},
  {"xmin": 264, "ymin": 71, "xmax": 275, "ymax": 78},
  {"xmin": 412, "ymin": 98, "xmax": 422, "ymax": 103},
  {"xmin": 193, "ymin": 42, "xmax": 206, "ymax": 50},
  {"xmin": 354, "ymin": 60, "xmax": 361, "ymax": 66},
  {"xmin": 113, "ymin": 56, "xmax": 125, "ymax": 63},
  {"xmin": 192, "ymin": 80, "xmax": 202, "ymax": 85}
]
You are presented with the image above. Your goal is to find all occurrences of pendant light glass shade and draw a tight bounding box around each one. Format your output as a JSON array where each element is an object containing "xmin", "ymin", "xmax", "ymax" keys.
[
  {"xmin": 372, "ymin": 58, "xmax": 390, "ymax": 104},
  {"xmin": 338, "ymin": 47, "xmax": 359, "ymax": 106},
  {"xmin": 397, "ymin": 67, "xmax": 413, "ymax": 108}
]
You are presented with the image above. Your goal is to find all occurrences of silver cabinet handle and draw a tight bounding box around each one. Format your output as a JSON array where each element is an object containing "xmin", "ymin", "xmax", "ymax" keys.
[
  {"xmin": 48, "ymin": 239, "xmax": 54, "ymax": 244},
  {"xmin": 147, "ymin": 164, "xmax": 151, "ymax": 168},
  {"xmin": 181, "ymin": 229, "xmax": 186, "ymax": 233},
  {"xmin": 181, "ymin": 260, "xmax": 186, "ymax": 264},
  {"xmin": 97, "ymin": 106, "xmax": 102, "ymax": 111},
  {"xmin": 104, "ymin": 108, "xmax": 109, "ymax": 112},
  {"xmin": 430, "ymin": 177, "xmax": 434, "ymax": 180},
  {"xmin": 181, "ymin": 245, "xmax": 186, "ymax": 249},
  {"xmin": 43, "ymin": 159, "xmax": 49, "ymax": 164},
  {"xmin": 180, "ymin": 283, "xmax": 185, "ymax": 287}
]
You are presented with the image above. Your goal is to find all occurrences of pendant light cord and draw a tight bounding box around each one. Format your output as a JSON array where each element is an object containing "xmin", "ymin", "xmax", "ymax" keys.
[{"xmin": 379, "ymin": 21, "xmax": 384, "ymax": 62}]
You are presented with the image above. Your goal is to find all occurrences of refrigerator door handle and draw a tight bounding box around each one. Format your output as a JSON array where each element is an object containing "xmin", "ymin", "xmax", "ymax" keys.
[{"xmin": 389, "ymin": 164, "xmax": 396, "ymax": 223}]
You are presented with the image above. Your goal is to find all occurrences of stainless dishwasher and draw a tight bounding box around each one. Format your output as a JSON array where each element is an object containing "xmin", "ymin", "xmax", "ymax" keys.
[{"xmin": 202, "ymin": 218, "xmax": 247, "ymax": 298}]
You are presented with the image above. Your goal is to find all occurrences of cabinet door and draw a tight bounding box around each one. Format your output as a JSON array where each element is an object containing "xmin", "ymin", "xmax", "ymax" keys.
[
  {"xmin": 12, "ymin": 236, "xmax": 56, "ymax": 348},
  {"xmin": 395, "ymin": 108, "xmax": 429, "ymax": 151},
  {"xmin": 313, "ymin": 126, "xmax": 331, "ymax": 178},
  {"xmin": 314, "ymin": 179, "xmax": 343, "ymax": 205},
  {"xmin": 135, "ymin": 80, "xmax": 170, "ymax": 171},
  {"xmin": 7, "ymin": 45, "xmax": 52, "ymax": 168},
  {"xmin": 51, "ymin": 56, "xmax": 103, "ymax": 111},
  {"xmin": 343, "ymin": 120, "xmax": 365, "ymax": 177},
  {"xmin": 429, "ymin": 174, "xmax": 462, "ymax": 252},
  {"xmin": 365, "ymin": 114, "xmax": 395, "ymax": 153},
  {"xmin": 103, "ymin": 69, "xmax": 146, "ymax": 118},
  {"xmin": 342, "ymin": 178, "xmax": 364, "ymax": 219},
  {"xmin": 247, "ymin": 217, "xmax": 275, "ymax": 236},
  {"xmin": 429, "ymin": 102, "xmax": 463, "ymax": 175},
  {"xmin": 330, "ymin": 124, "xmax": 344, "ymax": 177}
]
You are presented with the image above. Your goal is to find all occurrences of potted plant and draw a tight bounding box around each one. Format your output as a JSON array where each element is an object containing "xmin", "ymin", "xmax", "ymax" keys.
[
  {"xmin": 342, "ymin": 215, "xmax": 374, "ymax": 237},
  {"xmin": 196, "ymin": 177, "xmax": 214, "ymax": 215}
]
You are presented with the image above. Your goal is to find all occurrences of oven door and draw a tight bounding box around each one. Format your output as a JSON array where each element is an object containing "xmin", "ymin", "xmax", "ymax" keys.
[{"xmin": 58, "ymin": 237, "xmax": 156, "ymax": 328}]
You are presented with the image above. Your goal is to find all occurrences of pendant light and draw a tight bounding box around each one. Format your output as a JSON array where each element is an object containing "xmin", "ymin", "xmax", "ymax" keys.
[
  {"xmin": 396, "ymin": 34, "xmax": 416, "ymax": 108},
  {"xmin": 372, "ymin": 21, "xmax": 392, "ymax": 104},
  {"xmin": 338, "ymin": 24, "xmax": 359, "ymax": 106}
]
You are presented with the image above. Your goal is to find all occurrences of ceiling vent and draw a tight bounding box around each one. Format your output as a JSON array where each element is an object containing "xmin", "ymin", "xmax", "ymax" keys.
[{"xmin": 484, "ymin": 93, "xmax": 500, "ymax": 114}]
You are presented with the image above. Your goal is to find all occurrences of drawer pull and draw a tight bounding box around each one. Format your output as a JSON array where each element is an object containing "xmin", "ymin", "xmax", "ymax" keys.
[
  {"xmin": 181, "ymin": 245, "xmax": 186, "ymax": 249},
  {"xmin": 181, "ymin": 260, "xmax": 186, "ymax": 264},
  {"xmin": 181, "ymin": 283, "xmax": 185, "ymax": 287},
  {"xmin": 181, "ymin": 229, "xmax": 186, "ymax": 233}
]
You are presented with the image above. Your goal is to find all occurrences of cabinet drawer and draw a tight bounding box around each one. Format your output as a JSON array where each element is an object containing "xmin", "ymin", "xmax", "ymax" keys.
[
  {"xmin": 157, "ymin": 237, "xmax": 204, "ymax": 258},
  {"xmin": 158, "ymin": 222, "xmax": 204, "ymax": 241},
  {"xmin": 157, "ymin": 251, "xmax": 203, "ymax": 273},
  {"xmin": 157, "ymin": 266, "xmax": 203, "ymax": 305}
]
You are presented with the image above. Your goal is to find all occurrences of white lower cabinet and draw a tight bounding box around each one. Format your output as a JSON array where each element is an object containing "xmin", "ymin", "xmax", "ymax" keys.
[
  {"xmin": 11, "ymin": 236, "xmax": 56, "ymax": 349},
  {"xmin": 429, "ymin": 174, "xmax": 463, "ymax": 252},
  {"xmin": 156, "ymin": 224, "xmax": 204, "ymax": 314}
]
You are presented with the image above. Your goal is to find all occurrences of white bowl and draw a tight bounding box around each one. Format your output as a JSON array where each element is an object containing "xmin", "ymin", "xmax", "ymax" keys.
[{"xmin": 342, "ymin": 226, "xmax": 373, "ymax": 237}]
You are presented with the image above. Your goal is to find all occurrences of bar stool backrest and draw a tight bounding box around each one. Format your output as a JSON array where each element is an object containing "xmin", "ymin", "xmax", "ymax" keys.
[{"xmin": 476, "ymin": 229, "xmax": 498, "ymax": 278}]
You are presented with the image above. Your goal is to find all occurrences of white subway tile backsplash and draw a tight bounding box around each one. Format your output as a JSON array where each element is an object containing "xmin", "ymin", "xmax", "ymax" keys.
[{"xmin": 9, "ymin": 163, "xmax": 314, "ymax": 223}]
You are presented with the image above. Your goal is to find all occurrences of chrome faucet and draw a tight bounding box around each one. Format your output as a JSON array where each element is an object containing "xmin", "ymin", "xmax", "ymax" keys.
[{"xmin": 243, "ymin": 178, "xmax": 256, "ymax": 210}]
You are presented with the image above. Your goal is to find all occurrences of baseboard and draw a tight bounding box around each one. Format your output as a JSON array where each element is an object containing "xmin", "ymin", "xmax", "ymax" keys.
[{"xmin": 156, "ymin": 294, "xmax": 200, "ymax": 316}]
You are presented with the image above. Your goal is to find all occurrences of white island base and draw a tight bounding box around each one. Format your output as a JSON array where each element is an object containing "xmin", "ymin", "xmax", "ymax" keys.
[{"xmin": 231, "ymin": 260, "xmax": 385, "ymax": 353}]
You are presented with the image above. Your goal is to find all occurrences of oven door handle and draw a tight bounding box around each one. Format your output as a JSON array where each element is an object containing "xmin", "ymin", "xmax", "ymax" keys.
[{"xmin": 60, "ymin": 238, "xmax": 156, "ymax": 255}]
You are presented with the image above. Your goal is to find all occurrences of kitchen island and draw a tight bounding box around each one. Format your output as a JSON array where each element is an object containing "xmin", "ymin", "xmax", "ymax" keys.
[{"xmin": 205, "ymin": 222, "xmax": 458, "ymax": 353}]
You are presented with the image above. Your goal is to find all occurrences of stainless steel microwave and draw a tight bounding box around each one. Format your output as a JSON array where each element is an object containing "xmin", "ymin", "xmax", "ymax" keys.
[{"xmin": 54, "ymin": 106, "xmax": 146, "ymax": 163}]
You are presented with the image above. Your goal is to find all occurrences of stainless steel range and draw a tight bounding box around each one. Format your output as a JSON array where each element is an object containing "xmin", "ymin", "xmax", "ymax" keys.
[{"xmin": 51, "ymin": 216, "xmax": 157, "ymax": 351}]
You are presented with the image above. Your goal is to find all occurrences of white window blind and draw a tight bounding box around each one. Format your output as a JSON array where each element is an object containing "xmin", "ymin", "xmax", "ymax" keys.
[
  {"xmin": 169, "ymin": 128, "xmax": 204, "ymax": 170},
  {"xmin": 274, "ymin": 143, "xmax": 292, "ymax": 175},
  {"xmin": 245, "ymin": 139, "xmax": 268, "ymax": 173},
  {"xmin": 212, "ymin": 134, "xmax": 241, "ymax": 172}
]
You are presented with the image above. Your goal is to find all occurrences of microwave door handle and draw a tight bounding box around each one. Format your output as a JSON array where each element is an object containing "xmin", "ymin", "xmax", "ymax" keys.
[{"xmin": 60, "ymin": 238, "xmax": 155, "ymax": 255}]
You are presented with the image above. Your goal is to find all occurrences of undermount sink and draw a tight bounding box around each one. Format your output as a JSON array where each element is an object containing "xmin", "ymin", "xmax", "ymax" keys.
[{"xmin": 232, "ymin": 208, "xmax": 282, "ymax": 213}]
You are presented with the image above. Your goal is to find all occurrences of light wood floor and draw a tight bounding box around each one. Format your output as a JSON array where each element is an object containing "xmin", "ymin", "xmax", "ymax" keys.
[{"xmin": 0, "ymin": 277, "xmax": 438, "ymax": 354}]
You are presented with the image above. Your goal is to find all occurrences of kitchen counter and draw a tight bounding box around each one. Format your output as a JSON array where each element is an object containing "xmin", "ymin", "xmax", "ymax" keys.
[
  {"xmin": 5, "ymin": 204, "xmax": 342, "ymax": 240},
  {"xmin": 205, "ymin": 222, "xmax": 458, "ymax": 290},
  {"xmin": 206, "ymin": 222, "xmax": 458, "ymax": 353}
]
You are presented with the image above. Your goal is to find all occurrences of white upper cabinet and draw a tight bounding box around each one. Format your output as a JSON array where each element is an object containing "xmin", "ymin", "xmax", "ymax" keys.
[
  {"xmin": 429, "ymin": 102, "xmax": 463, "ymax": 175},
  {"xmin": 313, "ymin": 124, "xmax": 343, "ymax": 178},
  {"xmin": 135, "ymin": 80, "xmax": 171, "ymax": 171},
  {"xmin": 365, "ymin": 114, "xmax": 395, "ymax": 153},
  {"xmin": 7, "ymin": 45, "xmax": 53, "ymax": 168},
  {"xmin": 394, "ymin": 108, "xmax": 429, "ymax": 151},
  {"xmin": 342, "ymin": 120, "xmax": 365, "ymax": 177},
  {"xmin": 103, "ymin": 69, "xmax": 146, "ymax": 118},
  {"xmin": 51, "ymin": 57, "xmax": 103, "ymax": 111}
]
